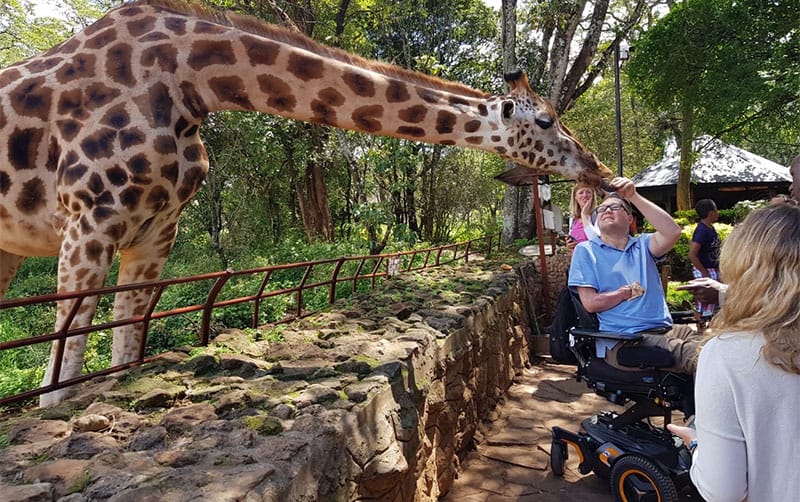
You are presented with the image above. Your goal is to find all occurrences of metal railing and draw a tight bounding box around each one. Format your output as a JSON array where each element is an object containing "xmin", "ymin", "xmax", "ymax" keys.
[{"xmin": 0, "ymin": 234, "xmax": 503, "ymax": 406}]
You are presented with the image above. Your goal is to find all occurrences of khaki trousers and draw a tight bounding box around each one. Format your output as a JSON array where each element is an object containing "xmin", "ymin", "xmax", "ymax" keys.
[{"xmin": 605, "ymin": 324, "xmax": 701, "ymax": 375}]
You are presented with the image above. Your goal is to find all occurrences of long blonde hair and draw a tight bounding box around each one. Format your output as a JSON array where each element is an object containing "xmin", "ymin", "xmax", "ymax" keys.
[
  {"xmin": 569, "ymin": 183, "xmax": 598, "ymax": 220},
  {"xmin": 709, "ymin": 204, "xmax": 800, "ymax": 374}
]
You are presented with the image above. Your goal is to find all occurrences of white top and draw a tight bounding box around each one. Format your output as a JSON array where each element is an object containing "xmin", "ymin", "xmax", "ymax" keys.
[{"xmin": 692, "ymin": 331, "xmax": 800, "ymax": 502}]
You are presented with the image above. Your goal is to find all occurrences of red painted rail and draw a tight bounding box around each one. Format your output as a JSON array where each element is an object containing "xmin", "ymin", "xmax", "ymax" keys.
[{"xmin": 0, "ymin": 235, "xmax": 503, "ymax": 406}]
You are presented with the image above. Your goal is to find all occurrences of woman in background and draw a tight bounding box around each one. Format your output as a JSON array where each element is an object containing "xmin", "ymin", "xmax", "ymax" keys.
[
  {"xmin": 669, "ymin": 204, "xmax": 800, "ymax": 501},
  {"xmin": 566, "ymin": 182, "xmax": 598, "ymax": 252}
]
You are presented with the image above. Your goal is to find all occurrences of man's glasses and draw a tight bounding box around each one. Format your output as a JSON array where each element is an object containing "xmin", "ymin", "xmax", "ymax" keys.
[{"xmin": 594, "ymin": 203, "xmax": 629, "ymax": 215}]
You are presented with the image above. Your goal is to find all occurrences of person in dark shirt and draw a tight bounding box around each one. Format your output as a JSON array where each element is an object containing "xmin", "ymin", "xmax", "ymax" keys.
[{"xmin": 688, "ymin": 199, "xmax": 721, "ymax": 318}]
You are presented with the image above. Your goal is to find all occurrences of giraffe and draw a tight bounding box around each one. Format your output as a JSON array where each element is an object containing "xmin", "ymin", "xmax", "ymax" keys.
[{"xmin": 0, "ymin": 0, "xmax": 611, "ymax": 406}]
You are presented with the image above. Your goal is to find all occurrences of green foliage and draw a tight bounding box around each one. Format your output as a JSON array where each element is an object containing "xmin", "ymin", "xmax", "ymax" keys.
[
  {"xmin": 666, "ymin": 281, "xmax": 695, "ymax": 311},
  {"xmin": 627, "ymin": 0, "xmax": 800, "ymax": 163}
]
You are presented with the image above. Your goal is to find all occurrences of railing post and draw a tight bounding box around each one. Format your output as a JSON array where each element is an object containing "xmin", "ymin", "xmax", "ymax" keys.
[
  {"xmin": 200, "ymin": 270, "xmax": 234, "ymax": 345},
  {"xmin": 296, "ymin": 264, "xmax": 313, "ymax": 318},
  {"xmin": 252, "ymin": 270, "xmax": 274, "ymax": 328},
  {"xmin": 138, "ymin": 285, "xmax": 166, "ymax": 361},
  {"xmin": 329, "ymin": 258, "xmax": 345, "ymax": 304}
]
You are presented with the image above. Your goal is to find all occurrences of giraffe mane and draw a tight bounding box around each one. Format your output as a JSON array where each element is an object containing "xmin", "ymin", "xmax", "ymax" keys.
[{"xmin": 125, "ymin": 0, "xmax": 491, "ymax": 100}]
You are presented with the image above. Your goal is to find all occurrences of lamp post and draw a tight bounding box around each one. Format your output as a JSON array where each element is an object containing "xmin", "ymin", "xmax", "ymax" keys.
[{"xmin": 614, "ymin": 41, "xmax": 630, "ymax": 177}]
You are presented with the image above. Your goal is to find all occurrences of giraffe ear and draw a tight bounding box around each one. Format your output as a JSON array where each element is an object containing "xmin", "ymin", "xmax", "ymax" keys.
[{"xmin": 501, "ymin": 100, "xmax": 515, "ymax": 125}]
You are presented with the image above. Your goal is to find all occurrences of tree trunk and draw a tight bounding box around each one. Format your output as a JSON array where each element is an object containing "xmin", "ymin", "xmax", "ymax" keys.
[
  {"xmin": 676, "ymin": 101, "xmax": 695, "ymax": 211},
  {"xmin": 295, "ymin": 127, "xmax": 334, "ymax": 241},
  {"xmin": 500, "ymin": 0, "xmax": 535, "ymax": 244}
]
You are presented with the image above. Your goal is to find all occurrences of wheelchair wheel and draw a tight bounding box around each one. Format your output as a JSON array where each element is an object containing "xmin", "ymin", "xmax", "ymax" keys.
[
  {"xmin": 610, "ymin": 454, "xmax": 678, "ymax": 502},
  {"xmin": 550, "ymin": 440, "xmax": 566, "ymax": 476}
]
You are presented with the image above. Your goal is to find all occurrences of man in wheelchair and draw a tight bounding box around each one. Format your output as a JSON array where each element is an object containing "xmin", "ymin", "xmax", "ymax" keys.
[
  {"xmin": 568, "ymin": 177, "xmax": 702, "ymax": 376},
  {"xmin": 550, "ymin": 177, "xmax": 703, "ymax": 501}
]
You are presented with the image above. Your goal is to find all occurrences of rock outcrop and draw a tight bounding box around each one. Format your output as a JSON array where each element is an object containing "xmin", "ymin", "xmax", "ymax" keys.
[{"xmin": 0, "ymin": 259, "xmax": 545, "ymax": 501}]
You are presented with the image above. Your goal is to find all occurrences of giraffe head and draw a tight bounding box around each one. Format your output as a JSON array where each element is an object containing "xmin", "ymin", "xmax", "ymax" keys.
[{"xmin": 497, "ymin": 71, "xmax": 612, "ymax": 185}]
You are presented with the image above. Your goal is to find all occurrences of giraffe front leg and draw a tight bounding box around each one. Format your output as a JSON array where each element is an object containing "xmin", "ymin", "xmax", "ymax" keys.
[
  {"xmin": 40, "ymin": 234, "xmax": 116, "ymax": 408},
  {"xmin": 0, "ymin": 250, "xmax": 26, "ymax": 298},
  {"xmin": 111, "ymin": 228, "xmax": 177, "ymax": 367}
]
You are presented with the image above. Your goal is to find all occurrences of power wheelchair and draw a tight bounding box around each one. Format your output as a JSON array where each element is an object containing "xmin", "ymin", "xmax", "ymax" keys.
[{"xmin": 549, "ymin": 290, "xmax": 701, "ymax": 502}]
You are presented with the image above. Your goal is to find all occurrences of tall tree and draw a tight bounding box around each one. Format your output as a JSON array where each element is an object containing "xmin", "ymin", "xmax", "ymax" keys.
[{"xmin": 627, "ymin": 0, "xmax": 800, "ymax": 209}]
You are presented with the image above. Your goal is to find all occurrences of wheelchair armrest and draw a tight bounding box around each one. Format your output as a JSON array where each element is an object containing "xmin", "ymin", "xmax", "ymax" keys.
[
  {"xmin": 670, "ymin": 310, "xmax": 697, "ymax": 324},
  {"xmin": 570, "ymin": 327, "xmax": 643, "ymax": 342}
]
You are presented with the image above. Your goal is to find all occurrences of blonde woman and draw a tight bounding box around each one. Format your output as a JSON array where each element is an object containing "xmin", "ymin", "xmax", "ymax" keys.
[
  {"xmin": 669, "ymin": 204, "xmax": 800, "ymax": 501},
  {"xmin": 566, "ymin": 182, "xmax": 599, "ymax": 251}
]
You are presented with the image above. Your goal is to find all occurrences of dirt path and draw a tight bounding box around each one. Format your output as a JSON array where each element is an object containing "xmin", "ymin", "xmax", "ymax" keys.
[{"xmin": 443, "ymin": 359, "xmax": 695, "ymax": 501}]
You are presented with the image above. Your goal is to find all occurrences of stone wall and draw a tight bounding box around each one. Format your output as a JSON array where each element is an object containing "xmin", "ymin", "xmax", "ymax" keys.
[{"xmin": 0, "ymin": 260, "xmax": 537, "ymax": 502}]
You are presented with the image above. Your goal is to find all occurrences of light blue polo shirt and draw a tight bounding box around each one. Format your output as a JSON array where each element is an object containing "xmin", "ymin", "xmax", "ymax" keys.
[{"xmin": 568, "ymin": 233, "xmax": 672, "ymax": 357}]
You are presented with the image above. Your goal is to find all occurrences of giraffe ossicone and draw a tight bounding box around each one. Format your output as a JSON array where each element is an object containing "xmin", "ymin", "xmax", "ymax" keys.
[{"xmin": 0, "ymin": 0, "xmax": 611, "ymax": 407}]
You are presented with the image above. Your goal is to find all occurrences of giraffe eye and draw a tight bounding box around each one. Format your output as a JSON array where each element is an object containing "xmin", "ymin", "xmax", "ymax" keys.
[
  {"xmin": 501, "ymin": 100, "xmax": 515, "ymax": 124},
  {"xmin": 535, "ymin": 117, "xmax": 553, "ymax": 129}
]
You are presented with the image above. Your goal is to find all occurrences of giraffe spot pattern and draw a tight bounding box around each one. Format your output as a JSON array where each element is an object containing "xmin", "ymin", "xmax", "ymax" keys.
[
  {"xmin": 49, "ymin": 38, "xmax": 81, "ymax": 56},
  {"xmin": 137, "ymin": 82, "xmax": 173, "ymax": 128},
  {"xmin": 399, "ymin": 105, "xmax": 427, "ymax": 124},
  {"xmin": 85, "ymin": 28, "xmax": 118, "ymax": 50},
  {"xmin": 120, "ymin": 6, "xmax": 145, "ymax": 18},
  {"xmin": 351, "ymin": 105, "xmax": 383, "ymax": 132},
  {"xmin": 164, "ymin": 17, "xmax": 186, "ymax": 35},
  {"xmin": 179, "ymin": 81, "xmax": 209, "ymax": 118},
  {"xmin": 79, "ymin": 215, "xmax": 94, "ymax": 234},
  {"xmin": 83, "ymin": 12, "xmax": 114, "ymax": 35},
  {"xmin": 0, "ymin": 68, "xmax": 21, "ymax": 90},
  {"xmin": 146, "ymin": 185, "xmax": 170, "ymax": 211},
  {"xmin": 127, "ymin": 16, "xmax": 156, "ymax": 37},
  {"xmin": 287, "ymin": 53, "xmax": 324, "ymax": 81},
  {"xmin": 10, "ymin": 77, "xmax": 52, "ymax": 120},
  {"xmin": 16, "ymin": 178, "xmax": 47, "ymax": 214},
  {"xmin": 92, "ymin": 205, "xmax": 117, "ymax": 223},
  {"xmin": 8, "ymin": 127, "xmax": 44, "ymax": 170},
  {"xmin": 56, "ymin": 54, "xmax": 96, "ymax": 84},
  {"xmin": 127, "ymin": 154, "xmax": 152, "ymax": 184},
  {"xmin": 140, "ymin": 44, "xmax": 178, "ymax": 72},
  {"xmin": 448, "ymin": 95, "xmax": 469, "ymax": 107},
  {"xmin": 120, "ymin": 186, "xmax": 143, "ymax": 210},
  {"xmin": 182, "ymin": 144, "xmax": 204, "ymax": 162},
  {"xmin": 342, "ymin": 71, "xmax": 375, "ymax": 97},
  {"xmin": 153, "ymin": 135, "xmax": 177, "ymax": 154},
  {"xmin": 257, "ymin": 75, "xmax": 295, "ymax": 112},
  {"xmin": 101, "ymin": 104, "xmax": 130, "ymax": 129},
  {"xmin": 477, "ymin": 104, "xmax": 488, "ymax": 116},
  {"xmin": 386, "ymin": 80, "xmax": 410, "ymax": 103},
  {"xmin": 464, "ymin": 120, "xmax": 481, "ymax": 133},
  {"xmin": 188, "ymin": 40, "xmax": 236, "ymax": 70},
  {"xmin": 311, "ymin": 99, "xmax": 337, "ymax": 125},
  {"xmin": 241, "ymin": 35, "xmax": 280, "ymax": 66},
  {"xmin": 209, "ymin": 76, "xmax": 255, "ymax": 110},
  {"xmin": 85, "ymin": 83, "xmax": 121, "ymax": 109},
  {"xmin": 435, "ymin": 111, "xmax": 456, "ymax": 134},
  {"xmin": 60, "ymin": 162, "xmax": 89, "ymax": 186},
  {"xmin": 105, "ymin": 165, "xmax": 128, "ymax": 186},
  {"xmin": 465, "ymin": 136, "xmax": 483, "ymax": 145},
  {"xmin": 120, "ymin": 128, "xmax": 146, "ymax": 149},
  {"xmin": 396, "ymin": 126, "xmax": 425, "ymax": 138},
  {"xmin": 161, "ymin": 162, "xmax": 179, "ymax": 185},
  {"xmin": 46, "ymin": 138, "xmax": 61, "ymax": 172},
  {"xmin": 417, "ymin": 88, "xmax": 442, "ymax": 104},
  {"xmin": 106, "ymin": 44, "xmax": 136, "ymax": 87},
  {"xmin": 318, "ymin": 87, "xmax": 345, "ymax": 107},
  {"xmin": 177, "ymin": 166, "xmax": 206, "ymax": 202},
  {"xmin": 105, "ymin": 221, "xmax": 128, "ymax": 241},
  {"xmin": 139, "ymin": 31, "xmax": 169, "ymax": 42},
  {"xmin": 24, "ymin": 57, "xmax": 62, "ymax": 73},
  {"xmin": 0, "ymin": 171, "xmax": 10, "ymax": 195},
  {"xmin": 85, "ymin": 239, "xmax": 105, "ymax": 265},
  {"xmin": 194, "ymin": 20, "xmax": 227, "ymax": 34},
  {"xmin": 57, "ymin": 89, "xmax": 89, "ymax": 120},
  {"xmin": 80, "ymin": 128, "xmax": 117, "ymax": 160}
]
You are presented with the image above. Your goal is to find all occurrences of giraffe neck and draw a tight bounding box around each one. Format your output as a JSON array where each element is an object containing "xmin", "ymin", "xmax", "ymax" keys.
[{"xmin": 169, "ymin": 12, "xmax": 502, "ymax": 153}]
